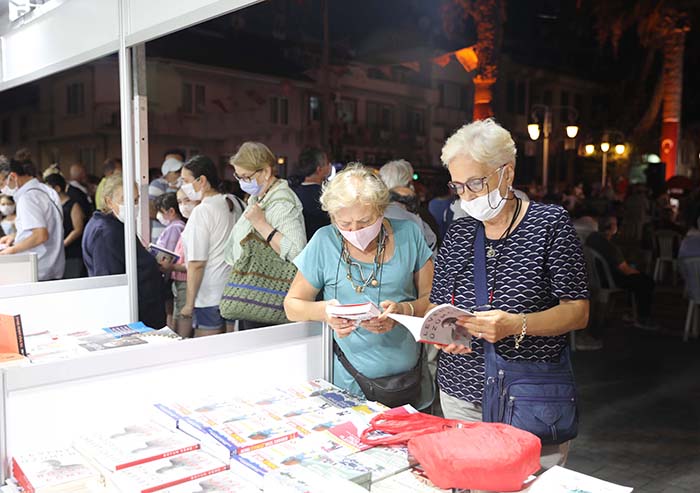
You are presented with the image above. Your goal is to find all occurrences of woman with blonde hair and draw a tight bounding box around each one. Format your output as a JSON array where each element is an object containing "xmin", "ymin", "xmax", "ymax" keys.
[
  {"xmin": 223, "ymin": 142, "xmax": 306, "ymax": 330},
  {"xmin": 82, "ymin": 174, "xmax": 166, "ymax": 328},
  {"xmin": 284, "ymin": 164, "xmax": 434, "ymax": 409}
]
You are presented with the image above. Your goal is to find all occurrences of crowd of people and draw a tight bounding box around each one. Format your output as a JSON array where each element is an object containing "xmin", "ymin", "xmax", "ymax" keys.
[{"xmin": 4, "ymin": 118, "xmax": 697, "ymax": 472}]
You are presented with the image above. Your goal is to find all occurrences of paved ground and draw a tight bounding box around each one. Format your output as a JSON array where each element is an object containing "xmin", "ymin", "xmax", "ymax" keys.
[{"xmin": 568, "ymin": 285, "xmax": 700, "ymax": 492}]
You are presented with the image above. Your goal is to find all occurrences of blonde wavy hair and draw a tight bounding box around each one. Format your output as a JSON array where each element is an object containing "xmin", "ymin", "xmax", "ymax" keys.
[{"xmin": 229, "ymin": 142, "xmax": 276, "ymax": 172}]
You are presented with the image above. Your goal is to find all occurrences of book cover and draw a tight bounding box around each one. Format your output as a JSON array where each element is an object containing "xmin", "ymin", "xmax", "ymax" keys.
[
  {"xmin": 102, "ymin": 321, "xmax": 154, "ymax": 338},
  {"xmin": 158, "ymin": 470, "xmax": 261, "ymax": 493},
  {"xmin": 0, "ymin": 313, "xmax": 26, "ymax": 356},
  {"xmin": 77, "ymin": 333, "xmax": 149, "ymax": 352},
  {"xmin": 110, "ymin": 450, "xmax": 229, "ymax": 493},
  {"xmin": 388, "ymin": 303, "xmax": 474, "ymax": 346},
  {"xmin": 149, "ymin": 243, "xmax": 181, "ymax": 264},
  {"xmin": 261, "ymin": 396, "xmax": 334, "ymax": 421},
  {"xmin": 73, "ymin": 421, "xmax": 201, "ymax": 471},
  {"xmin": 187, "ymin": 402, "xmax": 258, "ymax": 428},
  {"xmin": 528, "ymin": 465, "xmax": 633, "ymax": 492},
  {"xmin": 318, "ymin": 389, "xmax": 366, "ymax": 409},
  {"xmin": 262, "ymin": 466, "xmax": 368, "ymax": 493},
  {"xmin": 370, "ymin": 468, "xmax": 453, "ymax": 493},
  {"xmin": 153, "ymin": 396, "xmax": 237, "ymax": 428},
  {"xmin": 11, "ymin": 448, "xmax": 104, "ymax": 492},
  {"xmin": 349, "ymin": 445, "xmax": 416, "ymax": 483},
  {"xmin": 277, "ymin": 378, "xmax": 339, "ymax": 400},
  {"xmin": 23, "ymin": 331, "xmax": 86, "ymax": 363},
  {"xmin": 284, "ymin": 407, "xmax": 357, "ymax": 436},
  {"xmin": 179, "ymin": 416, "xmax": 299, "ymax": 459}
]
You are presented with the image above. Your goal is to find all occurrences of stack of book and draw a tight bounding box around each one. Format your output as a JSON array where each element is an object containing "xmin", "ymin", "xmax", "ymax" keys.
[{"xmin": 11, "ymin": 448, "xmax": 105, "ymax": 492}]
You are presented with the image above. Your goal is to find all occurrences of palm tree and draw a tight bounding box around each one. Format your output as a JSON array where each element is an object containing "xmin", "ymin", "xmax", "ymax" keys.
[
  {"xmin": 588, "ymin": 1, "xmax": 692, "ymax": 179},
  {"xmin": 442, "ymin": 0, "xmax": 506, "ymax": 119}
]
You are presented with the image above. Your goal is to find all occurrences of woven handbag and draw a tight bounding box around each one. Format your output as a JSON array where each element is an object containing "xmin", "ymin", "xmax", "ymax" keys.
[{"xmin": 219, "ymin": 231, "xmax": 297, "ymax": 324}]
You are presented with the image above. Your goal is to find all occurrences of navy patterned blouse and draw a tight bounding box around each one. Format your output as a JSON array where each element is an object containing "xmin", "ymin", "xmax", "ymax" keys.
[{"xmin": 430, "ymin": 201, "xmax": 589, "ymax": 403}]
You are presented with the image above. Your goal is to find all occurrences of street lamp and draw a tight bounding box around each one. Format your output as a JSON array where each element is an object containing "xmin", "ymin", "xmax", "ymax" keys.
[
  {"xmin": 528, "ymin": 104, "xmax": 579, "ymax": 189},
  {"xmin": 587, "ymin": 131, "xmax": 626, "ymax": 187}
]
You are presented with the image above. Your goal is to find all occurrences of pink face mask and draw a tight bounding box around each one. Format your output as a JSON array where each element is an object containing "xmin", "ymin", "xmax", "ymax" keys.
[{"xmin": 338, "ymin": 216, "xmax": 384, "ymax": 251}]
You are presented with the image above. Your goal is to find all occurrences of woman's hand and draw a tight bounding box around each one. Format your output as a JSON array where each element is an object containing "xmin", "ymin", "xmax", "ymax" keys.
[
  {"xmin": 459, "ymin": 309, "xmax": 520, "ymax": 344},
  {"xmin": 363, "ymin": 300, "xmax": 399, "ymax": 334},
  {"xmin": 324, "ymin": 300, "xmax": 356, "ymax": 338},
  {"xmin": 180, "ymin": 304, "xmax": 194, "ymax": 319},
  {"xmin": 158, "ymin": 257, "xmax": 174, "ymax": 273},
  {"xmin": 244, "ymin": 203, "xmax": 265, "ymax": 228},
  {"xmin": 439, "ymin": 342, "xmax": 472, "ymax": 355}
]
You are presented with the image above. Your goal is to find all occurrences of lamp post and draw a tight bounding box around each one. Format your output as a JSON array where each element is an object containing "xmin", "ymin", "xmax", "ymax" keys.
[
  {"xmin": 584, "ymin": 131, "xmax": 626, "ymax": 187},
  {"xmin": 528, "ymin": 105, "xmax": 579, "ymax": 190}
]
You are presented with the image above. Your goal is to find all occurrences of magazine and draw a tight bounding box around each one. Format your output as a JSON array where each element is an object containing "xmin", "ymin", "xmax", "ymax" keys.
[
  {"xmin": 388, "ymin": 303, "xmax": 474, "ymax": 346},
  {"xmin": 149, "ymin": 243, "xmax": 181, "ymax": 264}
]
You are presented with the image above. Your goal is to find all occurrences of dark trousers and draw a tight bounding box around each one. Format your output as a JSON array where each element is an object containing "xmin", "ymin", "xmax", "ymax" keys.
[{"xmin": 615, "ymin": 273, "xmax": 655, "ymax": 319}]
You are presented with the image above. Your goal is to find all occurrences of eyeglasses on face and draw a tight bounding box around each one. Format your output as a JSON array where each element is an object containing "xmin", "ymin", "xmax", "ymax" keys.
[
  {"xmin": 448, "ymin": 164, "xmax": 507, "ymax": 195},
  {"xmin": 233, "ymin": 169, "xmax": 262, "ymax": 183}
]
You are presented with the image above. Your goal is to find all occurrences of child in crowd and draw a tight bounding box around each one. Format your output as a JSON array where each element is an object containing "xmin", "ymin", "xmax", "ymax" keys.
[
  {"xmin": 155, "ymin": 192, "xmax": 187, "ymax": 329},
  {"xmin": 0, "ymin": 194, "xmax": 16, "ymax": 237}
]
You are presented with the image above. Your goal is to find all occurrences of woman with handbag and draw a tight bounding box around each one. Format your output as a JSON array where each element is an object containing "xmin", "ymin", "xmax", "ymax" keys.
[
  {"xmin": 179, "ymin": 155, "xmax": 237, "ymax": 337},
  {"xmin": 431, "ymin": 119, "xmax": 589, "ymax": 470},
  {"xmin": 221, "ymin": 142, "xmax": 307, "ymax": 331},
  {"xmin": 284, "ymin": 164, "xmax": 435, "ymax": 409}
]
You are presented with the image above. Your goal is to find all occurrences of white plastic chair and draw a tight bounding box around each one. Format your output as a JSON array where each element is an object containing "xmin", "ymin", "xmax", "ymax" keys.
[
  {"xmin": 583, "ymin": 246, "xmax": 636, "ymax": 327},
  {"xmin": 653, "ymin": 229, "xmax": 682, "ymax": 284},
  {"xmin": 679, "ymin": 256, "xmax": 700, "ymax": 342}
]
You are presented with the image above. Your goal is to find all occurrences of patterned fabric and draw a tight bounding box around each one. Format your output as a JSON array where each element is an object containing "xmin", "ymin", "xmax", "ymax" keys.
[{"xmin": 430, "ymin": 201, "xmax": 589, "ymax": 403}]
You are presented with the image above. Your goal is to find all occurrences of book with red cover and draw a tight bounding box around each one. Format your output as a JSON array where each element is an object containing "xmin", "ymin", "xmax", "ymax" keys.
[
  {"xmin": 0, "ymin": 313, "xmax": 26, "ymax": 356},
  {"xmin": 12, "ymin": 448, "xmax": 104, "ymax": 493}
]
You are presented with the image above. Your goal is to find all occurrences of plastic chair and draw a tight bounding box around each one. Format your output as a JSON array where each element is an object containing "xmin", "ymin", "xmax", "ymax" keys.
[
  {"xmin": 653, "ymin": 229, "xmax": 682, "ymax": 284},
  {"xmin": 583, "ymin": 247, "xmax": 635, "ymax": 328},
  {"xmin": 679, "ymin": 257, "xmax": 700, "ymax": 342}
]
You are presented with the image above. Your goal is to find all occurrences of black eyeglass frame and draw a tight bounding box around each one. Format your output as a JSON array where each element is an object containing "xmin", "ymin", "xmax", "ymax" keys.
[
  {"xmin": 448, "ymin": 163, "xmax": 508, "ymax": 195},
  {"xmin": 233, "ymin": 169, "xmax": 262, "ymax": 183}
]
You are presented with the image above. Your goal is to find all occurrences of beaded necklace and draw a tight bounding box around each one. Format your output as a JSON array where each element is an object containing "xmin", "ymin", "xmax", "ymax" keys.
[{"xmin": 340, "ymin": 225, "xmax": 388, "ymax": 293}]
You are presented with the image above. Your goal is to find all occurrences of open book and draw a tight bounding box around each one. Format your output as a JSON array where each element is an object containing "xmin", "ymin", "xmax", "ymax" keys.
[
  {"xmin": 388, "ymin": 304, "xmax": 474, "ymax": 346},
  {"xmin": 148, "ymin": 243, "xmax": 180, "ymax": 264},
  {"xmin": 326, "ymin": 302, "xmax": 382, "ymax": 321}
]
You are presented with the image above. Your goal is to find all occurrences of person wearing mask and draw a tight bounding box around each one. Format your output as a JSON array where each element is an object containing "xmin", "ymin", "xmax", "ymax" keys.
[
  {"xmin": 292, "ymin": 147, "xmax": 332, "ymax": 240},
  {"xmin": 150, "ymin": 155, "xmax": 185, "ymax": 243},
  {"xmin": 432, "ymin": 119, "xmax": 589, "ymax": 470},
  {"xmin": 154, "ymin": 192, "xmax": 186, "ymax": 329},
  {"xmin": 0, "ymin": 195, "xmax": 16, "ymax": 237},
  {"xmin": 284, "ymin": 164, "xmax": 434, "ymax": 408},
  {"xmin": 95, "ymin": 158, "xmax": 122, "ymax": 211},
  {"xmin": 67, "ymin": 163, "xmax": 94, "ymax": 217},
  {"xmin": 82, "ymin": 174, "xmax": 166, "ymax": 329},
  {"xmin": 180, "ymin": 155, "xmax": 237, "ymax": 337},
  {"xmin": 225, "ymin": 142, "xmax": 307, "ymax": 330},
  {"xmin": 0, "ymin": 158, "xmax": 65, "ymax": 280},
  {"xmin": 45, "ymin": 173, "xmax": 86, "ymax": 279}
]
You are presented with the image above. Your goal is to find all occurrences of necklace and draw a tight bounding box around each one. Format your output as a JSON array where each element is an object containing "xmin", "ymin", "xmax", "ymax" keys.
[
  {"xmin": 341, "ymin": 225, "xmax": 388, "ymax": 293},
  {"xmin": 485, "ymin": 197, "xmax": 522, "ymax": 258}
]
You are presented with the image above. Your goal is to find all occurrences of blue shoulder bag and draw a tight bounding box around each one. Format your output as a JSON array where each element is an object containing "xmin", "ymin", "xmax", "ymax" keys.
[{"xmin": 474, "ymin": 223, "xmax": 578, "ymax": 445}]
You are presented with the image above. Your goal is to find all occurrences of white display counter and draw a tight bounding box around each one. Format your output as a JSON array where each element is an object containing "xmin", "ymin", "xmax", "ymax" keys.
[{"xmin": 0, "ymin": 321, "xmax": 331, "ymax": 483}]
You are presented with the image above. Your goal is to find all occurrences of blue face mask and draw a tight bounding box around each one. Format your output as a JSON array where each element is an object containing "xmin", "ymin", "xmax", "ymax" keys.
[{"xmin": 240, "ymin": 177, "xmax": 264, "ymax": 197}]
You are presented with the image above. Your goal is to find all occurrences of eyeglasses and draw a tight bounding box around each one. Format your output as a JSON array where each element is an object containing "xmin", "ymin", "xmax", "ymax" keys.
[
  {"xmin": 448, "ymin": 164, "xmax": 507, "ymax": 195},
  {"xmin": 233, "ymin": 169, "xmax": 261, "ymax": 183}
]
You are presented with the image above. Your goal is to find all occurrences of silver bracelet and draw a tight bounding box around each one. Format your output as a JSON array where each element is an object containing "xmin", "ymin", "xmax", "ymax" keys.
[{"xmin": 514, "ymin": 313, "xmax": 527, "ymax": 349}]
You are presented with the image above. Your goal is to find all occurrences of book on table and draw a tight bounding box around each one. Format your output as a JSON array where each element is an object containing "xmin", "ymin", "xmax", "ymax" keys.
[
  {"xmin": 73, "ymin": 420, "xmax": 201, "ymax": 472},
  {"xmin": 148, "ymin": 243, "xmax": 180, "ymax": 264},
  {"xmin": 11, "ymin": 447, "xmax": 104, "ymax": 493},
  {"xmin": 0, "ymin": 313, "xmax": 26, "ymax": 356},
  {"xmin": 388, "ymin": 303, "xmax": 474, "ymax": 346}
]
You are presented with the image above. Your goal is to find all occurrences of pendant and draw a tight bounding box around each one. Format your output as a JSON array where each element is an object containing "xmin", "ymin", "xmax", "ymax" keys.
[
  {"xmin": 371, "ymin": 279, "xmax": 379, "ymax": 287},
  {"xmin": 355, "ymin": 285, "xmax": 364, "ymax": 293},
  {"xmin": 486, "ymin": 245, "xmax": 497, "ymax": 258},
  {"xmin": 346, "ymin": 274, "xmax": 352, "ymax": 280}
]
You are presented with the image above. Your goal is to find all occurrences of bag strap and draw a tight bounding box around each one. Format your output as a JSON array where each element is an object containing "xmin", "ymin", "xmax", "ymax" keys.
[
  {"xmin": 333, "ymin": 340, "xmax": 364, "ymax": 382},
  {"xmin": 360, "ymin": 411, "xmax": 468, "ymax": 446},
  {"xmin": 473, "ymin": 223, "xmax": 497, "ymax": 357}
]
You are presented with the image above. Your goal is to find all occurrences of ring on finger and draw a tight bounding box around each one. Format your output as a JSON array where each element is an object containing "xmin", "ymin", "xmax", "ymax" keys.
[{"xmin": 478, "ymin": 332, "xmax": 482, "ymax": 339}]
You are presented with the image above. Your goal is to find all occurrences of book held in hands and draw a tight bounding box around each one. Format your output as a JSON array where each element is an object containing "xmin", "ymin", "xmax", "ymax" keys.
[
  {"xmin": 148, "ymin": 243, "xmax": 180, "ymax": 264},
  {"xmin": 388, "ymin": 303, "xmax": 474, "ymax": 346},
  {"xmin": 326, "ymin": 302, "xmax": 382, "ymax": 321}
]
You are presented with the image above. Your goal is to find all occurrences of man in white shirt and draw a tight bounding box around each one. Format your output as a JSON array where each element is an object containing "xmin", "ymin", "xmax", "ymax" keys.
[{"xmin": 0, "ymin": 159, "xmax": 65, "ymax": 280}]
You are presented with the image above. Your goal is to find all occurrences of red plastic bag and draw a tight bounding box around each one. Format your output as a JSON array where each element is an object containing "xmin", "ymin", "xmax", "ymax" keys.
[
  {"xmin": 360, "ymin": 411, "xmax": 464, "ymax": 446},
  {"xmin": 408, "ymin": 423, "xmax": 542, "ymax": 492}
]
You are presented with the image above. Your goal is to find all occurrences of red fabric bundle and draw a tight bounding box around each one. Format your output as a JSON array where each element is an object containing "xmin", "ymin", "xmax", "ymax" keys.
[{"xmin": 360, "ymin": 411, "xmax": 541, "ymax": 492}]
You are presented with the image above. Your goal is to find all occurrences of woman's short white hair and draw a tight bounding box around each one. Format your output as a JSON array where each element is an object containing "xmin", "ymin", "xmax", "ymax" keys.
[
  {"xmin": 320, "ymin": 163, "xmax": 389, "ymax": 216},
  {"xmin": 379, "ymin": 159, "xmax": 413, "ymax": 189},
  {"xmin": 441, "ymin": 118, "xmax": 517, "ymax": 170}
]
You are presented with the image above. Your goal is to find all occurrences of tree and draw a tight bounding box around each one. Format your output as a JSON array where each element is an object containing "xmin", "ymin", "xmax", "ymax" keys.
[
  {"xmin": 442, "ymin": 0, "xmax": 506, "ymax": 120},
  {"xmin": 588, "ymin": 1, "xmax": 691, "ymax": 179}
]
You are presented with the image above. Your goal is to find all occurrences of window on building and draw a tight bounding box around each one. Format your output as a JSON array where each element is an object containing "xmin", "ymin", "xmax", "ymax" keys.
[
  {"xmin": 182, "ymin": 83, "xmax": 206, "ymax": 114},
  {"xmin": 408, "ymin": 108, "xmax": 425, "ymax": 134},
  {"xmin": 78, "ymin": 148, "xmax": 96, "ymax": 169},
  {"xmin": 271, "ymin": 97, "xmax": 289, "ymax": 125},
  {"xmin": 336, "ymin": 98, "xmax": 357, "ymax": 124},
  {"xmin": 66, "ymin": 82, "xmax": 85, "ymax": 115},
  {"xmin": 439, "ymin": 81, "xmax": 470, "ymax": 111},
  {"xmin": 1, "ymin": 118, "xmax": 10, "ymax": 145},
  {"xmin": 367, "ymin": 101, "xmax": 393, "ymax": 130},
  {"xmin": 308, "ymin": 96, "xmax": 321, "ymax": 123}
]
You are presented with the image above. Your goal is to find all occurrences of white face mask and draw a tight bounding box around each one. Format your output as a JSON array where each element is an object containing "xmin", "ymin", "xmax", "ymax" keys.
[
  {"xmin": 460, "ymin": 167, "xmax": 508, "ymax": 222},
  {"xmin": 115, "ymin": 204, "xmax": 126, "ymax": 223},
  {"xmin": 181, "ymin": 181, "xmax": 202, "ymax": 201},
  {"xmin": 156, "ymin": 211, "xmax": 170, "ymax": 226},
  {"xmin": 0, "ymin": 204, "xmax": 15, "ymax": 216},
  {"xmin": 179, "ymin": 203, "xmax": 195, "ymax": 219},
  {"xmin": 1, "ymin": 175, "xmax": 18, "ymax": 196}
]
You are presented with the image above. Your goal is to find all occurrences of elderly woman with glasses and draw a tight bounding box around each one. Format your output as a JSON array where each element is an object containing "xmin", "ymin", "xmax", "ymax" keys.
[
  {"xmin": 224, "ymin": 141, "xmax": 307, "ymax": 330},
  {"xmin": 431, "ymin": 119, "xmax": 589, "ymax": 471},
  {"xmin": 284, "ymin": 164, "xmax": 434, "ymax": 409}
]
